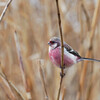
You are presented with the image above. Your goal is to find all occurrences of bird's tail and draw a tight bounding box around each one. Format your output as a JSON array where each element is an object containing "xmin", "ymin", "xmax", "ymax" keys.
[{"xmin": 78, "ymin": 57, "xmax": 100, "ymax": 62}]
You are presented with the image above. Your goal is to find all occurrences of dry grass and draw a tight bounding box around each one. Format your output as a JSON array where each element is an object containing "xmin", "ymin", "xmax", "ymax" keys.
[{"xmin": 0, "ymin": 0, "xmax": 100, "ymax": 100}]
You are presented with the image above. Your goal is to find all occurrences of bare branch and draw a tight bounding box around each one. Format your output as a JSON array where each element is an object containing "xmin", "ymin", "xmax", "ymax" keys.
[
  {"xmin": 39, "ymin": 60, "xmax": 48, "ymax": 100},
  {"xmin": 0, "ymin": 73, "xmax": 16, "ymax": 100},
  {"xmin": 14, "ymin": 31, "xmax": 31, "ymax": 99},
  {"xmin": 55, "ymin": 0, "xmax": 64, "ymax": 100},
  {"xmin": 0, "ymin": 72, "xmax": 25, "ymax": 100},
  {"xmin": 0, "ymin": 0, "xmax": 12, "ymax": 23}
]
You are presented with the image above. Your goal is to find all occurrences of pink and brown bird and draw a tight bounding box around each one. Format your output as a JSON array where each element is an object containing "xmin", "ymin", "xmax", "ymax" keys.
[{"xmin": 48, "ymin": 37, "xmax": 100, "ymax": 69}]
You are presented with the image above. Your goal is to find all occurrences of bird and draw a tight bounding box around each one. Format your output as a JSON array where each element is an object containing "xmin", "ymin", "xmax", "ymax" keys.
[{"xmin": 48, "ymin": 37, "xmax": 100, "ymax": 70}]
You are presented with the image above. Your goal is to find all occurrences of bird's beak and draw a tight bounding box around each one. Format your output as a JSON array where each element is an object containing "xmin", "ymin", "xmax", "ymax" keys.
[{"xmin": 48, "ymin": 42, "xmax": 51, "ymax": 46}]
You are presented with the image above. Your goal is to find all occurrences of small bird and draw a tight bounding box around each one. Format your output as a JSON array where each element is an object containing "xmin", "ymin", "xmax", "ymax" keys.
[{"xmin": 48, "ymin": 37, "xmax": 100, "ymax": 69}]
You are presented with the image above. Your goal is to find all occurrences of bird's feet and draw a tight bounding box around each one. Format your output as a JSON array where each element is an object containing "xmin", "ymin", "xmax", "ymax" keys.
[
  {"xmin": 60, "ymin": 72, "xmax": 65, "ymax": 78},
  {"xmin": 60, "ymin": 65, "xmax": 65, "ymax": 78},
  {"xmin": 60, "ymin": 65, "xmax": 65, "ymax": 69}
]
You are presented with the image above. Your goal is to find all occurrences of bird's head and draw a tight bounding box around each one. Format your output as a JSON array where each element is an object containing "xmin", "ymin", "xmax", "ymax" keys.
[{"xmin": 48, "ymin": 37, "xmax": 61, "ymax": 50}]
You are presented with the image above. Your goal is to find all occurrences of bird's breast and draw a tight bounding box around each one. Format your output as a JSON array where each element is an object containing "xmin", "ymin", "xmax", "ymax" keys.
[
  {"xmin": 49, "ymin": 47, "xmax": 77, "ymax": 67},
  {"xmin": 49, "ymin": 47, "xmax": 61, "ymax": 66}
]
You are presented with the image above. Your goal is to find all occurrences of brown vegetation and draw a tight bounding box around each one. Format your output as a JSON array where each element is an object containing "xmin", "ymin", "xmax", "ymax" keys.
[{"xmin": 0, "ymin": 0, "xmax": 100, "ymax": 100}]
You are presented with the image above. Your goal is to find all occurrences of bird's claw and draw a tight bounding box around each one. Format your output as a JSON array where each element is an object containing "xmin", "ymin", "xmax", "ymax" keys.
[
  {"xmin": 60, "ymin": 65, "xmax": 65, "ymax": 69},
  {"xmin": 60, "ymin": 72, "xmax": 65, "ymax": 78}
]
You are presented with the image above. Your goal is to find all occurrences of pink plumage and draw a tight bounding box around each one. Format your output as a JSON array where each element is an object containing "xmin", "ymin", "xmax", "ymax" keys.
[
  {"xmin": 48, "ymin": 37, "xmax": 100, "ymax": 69},
  {"xmin": 49, "ymin": 47, "xmax": 75, "ymax": 67}
]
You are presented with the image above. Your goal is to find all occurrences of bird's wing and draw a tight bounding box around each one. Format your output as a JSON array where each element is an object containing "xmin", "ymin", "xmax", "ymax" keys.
[{"xmin": 64, "ymin": 42, "xmax": 81, "ymax": 57}]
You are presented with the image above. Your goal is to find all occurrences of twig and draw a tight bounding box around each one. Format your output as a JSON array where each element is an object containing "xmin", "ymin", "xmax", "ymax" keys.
[
  {"xmin": 14, "ymin": 31, "xmax": 26, "ymax": 88},
  {"xmin": 39, "ymin": 60, "xmax": 48, "ymax": 100},
  {"xmin": 0, "ymin": 73, "xmax": 16, "ymax": 100},
  {"xmin": 9, "ymin": 81, "xmax": 25, "ymax": 100},
  {"xmin": 55, "ymin": 0, "xmax": 64, "ymax": 100},
  {"xmin": 14, "ymin": 31, "xmax": 31, "ymax": 99},
  {"xmin": 0, "ymin": 0, "xmax": 12, "ymax": 23},
  {"xmin": 78, "ymin": 0, "xmax": 100, "ymax": 100},
  {"xmin": 0, "ymin": 84, "xmax": 12, "ymax": 100},
  {"xmin": 0, "ymin": 72, "xmax": 25, "ymax": 100}
]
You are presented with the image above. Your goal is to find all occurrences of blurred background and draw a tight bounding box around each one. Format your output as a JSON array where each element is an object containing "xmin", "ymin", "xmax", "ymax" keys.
[{"xmin": 0, "ymin": 0, "xmax": 100, "ymax": 100}]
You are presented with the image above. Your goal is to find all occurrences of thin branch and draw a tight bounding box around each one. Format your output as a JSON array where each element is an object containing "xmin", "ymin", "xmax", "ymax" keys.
[
  {"xmin": 0, "ymin": 0, "xmax": 12, "ymax": 23},
  {"xmin": 9, "ymin": 81, "xmax": 25, "ymax": 100},
  {"xmin": 55, "ymin": 0, "xmax": 64, "ymax": 100},
  {"xmin": 0, "ymin": 73, "xmax": 16, "ymax": 100},
  {"xmin": 39, "ymin": 60, "xmax": 48, "ymax": 100},
  {"xmin": 14, "ymin": 31, "xmax": 31, "ymax": 99},
  {"xmin": 0, "ymin": 72, "xmax": 25, "ymax": 100},
  {"xmin": 0, "ymin": 84, "xmax": 12, "ymax": 100},
  {"xmin": 57, "ymin": 76, "xmax": 63, "ymax": 100},
  {"xmin": 14, "ymin": 31, "xmax": 26, "ymax": 87}
]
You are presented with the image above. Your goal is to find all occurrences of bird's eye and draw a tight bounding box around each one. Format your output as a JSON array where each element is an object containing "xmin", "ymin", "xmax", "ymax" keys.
[{"xmin": 50, "ymin": 41, "xmax": 55, "ymax": 44}]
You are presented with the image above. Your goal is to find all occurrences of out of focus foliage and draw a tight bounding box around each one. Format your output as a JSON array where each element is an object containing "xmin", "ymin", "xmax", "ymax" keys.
[{"xmin": 0, "ymin": 0, "xmax": 100, "ymax": 100}]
